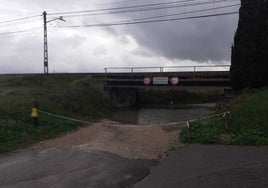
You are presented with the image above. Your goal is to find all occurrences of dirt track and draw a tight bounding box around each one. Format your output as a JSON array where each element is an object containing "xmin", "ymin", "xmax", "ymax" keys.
[{"xmin": 30, "ymin": 120, "xmax": 181, "ymax": 159}]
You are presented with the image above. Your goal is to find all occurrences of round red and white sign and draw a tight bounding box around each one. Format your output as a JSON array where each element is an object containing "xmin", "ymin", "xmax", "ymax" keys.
[
  {"xmin": 170, "ymin": 77, "xmax": 179, "ymax": 85},
  {"xmin": 143, "ymin": 77, "xmax": 151, "ymax": 85}
]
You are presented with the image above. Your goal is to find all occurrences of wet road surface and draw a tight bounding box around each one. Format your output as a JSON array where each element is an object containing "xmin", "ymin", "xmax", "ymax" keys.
[
  {"xmin": 0, "ymin": 148, "xmax": 155, "ymax": 188},
  {"xmin": 134, "ymin": 144, "xmax": 268, "ymax": 188},
  {"xmin": 2, "ymin": 145, "xmax": 268, "ymax": 188}
]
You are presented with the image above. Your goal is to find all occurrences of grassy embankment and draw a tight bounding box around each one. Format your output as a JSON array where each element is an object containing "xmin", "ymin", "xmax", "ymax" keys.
[
  {"xmin": 0, "ymin": 75, "xmax": 113, "ymax": 154},
  {"xmin": 180, "ymin": 89, "xmax": 268, "ymax": 145}
]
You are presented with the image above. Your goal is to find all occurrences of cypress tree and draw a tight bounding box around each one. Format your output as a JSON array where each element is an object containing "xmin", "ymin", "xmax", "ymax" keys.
[{"xmin": 231, "ymin": 0, "xmax": 268, "ymax": 89}]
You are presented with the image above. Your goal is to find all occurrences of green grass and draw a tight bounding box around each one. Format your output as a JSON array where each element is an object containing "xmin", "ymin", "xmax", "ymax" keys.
[
  {"xmin": 180, "ymin": 88, "xmax": 268, "ymax": 146},
  {"xmin": 0, "ymin": 75, "xmax": 113, "ymax": 154},
  {"xmin": 0, "ymin": 115, "xmax": 80, "ymax": 153}
]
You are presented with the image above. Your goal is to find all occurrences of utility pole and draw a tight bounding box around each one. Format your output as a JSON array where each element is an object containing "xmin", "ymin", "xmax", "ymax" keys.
[
  {"xmin": 42, "ymin": 11, "xmax": 65, "ymax": 76},
  {"xmin": 43, "ymin": 11, "xmax": 48, "ymax": 75}
]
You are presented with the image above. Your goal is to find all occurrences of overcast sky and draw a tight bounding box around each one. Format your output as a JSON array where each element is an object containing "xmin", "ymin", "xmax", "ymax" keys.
[{"xmin": 0, "ymin": 0, "xmax": 239, "ymax": 74}]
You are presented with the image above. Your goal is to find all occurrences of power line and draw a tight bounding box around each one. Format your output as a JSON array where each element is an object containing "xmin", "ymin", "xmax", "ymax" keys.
[
  {"xmin": 25, "ymin": 0, "xmax": 156, "ymax": 19},
  {"xmin": 94, "ymin": 0, "xmax": 168, "ymax": 6},
  {"xmin": 61, "ymin": 11, "xmax": 238, "ymax": 28},
  {"xmin": 111, "ymin": 3, "xmax": 240, "ymax": 23},
  {"xmin": 0, "ymin": 1, "xmax": 239, "ymax": 37},
  {"xmin": 0, "ymin": 8, "xmax": 238, "ymax": 37},
  {"xmin": 48, "ymin": 0, "xmax": 196, "ymax": 15},
  {"xmin": 0, "ymin": 0, "xmax": 237, "ymax": 28},
  {"xmin": 50, "ymin": 0, "xmax": 239, "ymax": 18},
  {"xmin": 0, "ymin": 15, "xmax": 41, "ymax": 25},
  {"xmin": 49, "ymin": 0, "xmax": 237, "ymax": 17},
  {"xmin": 0, "ymin": 30, "xmax": 44, "ymax": 39},
  {"xmin": 0, "ymin": 27, "xmax": 43, "ymax": 36}
]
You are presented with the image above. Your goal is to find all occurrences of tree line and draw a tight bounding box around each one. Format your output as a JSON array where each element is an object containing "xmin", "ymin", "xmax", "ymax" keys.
[{"xmin": 231, "ymin": 0, "xmax": 268, "ymax": 89}]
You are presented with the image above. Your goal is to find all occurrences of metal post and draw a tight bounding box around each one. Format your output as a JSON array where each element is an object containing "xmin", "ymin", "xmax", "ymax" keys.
[
  {"xmin": 224, "ymin": 112, "xmax": 231, "ymax": 131},
  {"xmin": 43, "ymin": 11, "xmax": 48, "ymax": 75}
]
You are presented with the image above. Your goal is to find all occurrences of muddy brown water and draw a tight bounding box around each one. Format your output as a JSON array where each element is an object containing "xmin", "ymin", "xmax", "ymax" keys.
[{"xmin": 110, "ymin": 107, "xmax": 213, "ymax": 125}]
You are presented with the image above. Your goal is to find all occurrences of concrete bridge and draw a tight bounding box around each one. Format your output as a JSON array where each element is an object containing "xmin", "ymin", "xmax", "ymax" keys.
[
  {"xmin": 103, "ymin": 65, "xmax": 231, "ymax": 106},
  {"xmin": 104, "ymin": 71, "xmax": 230, "ymax": 88}
]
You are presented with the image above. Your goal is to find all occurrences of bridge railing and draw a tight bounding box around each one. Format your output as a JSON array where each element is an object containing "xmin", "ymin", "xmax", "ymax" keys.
[{"xmin": 104, "ymin": 65, "xmax": 230, "ymax": 73}]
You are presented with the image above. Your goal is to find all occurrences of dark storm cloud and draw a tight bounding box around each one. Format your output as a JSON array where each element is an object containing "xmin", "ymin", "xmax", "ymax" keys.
[
  {"xmin": 103, "ymin": 0, "xmax": 240, "ymax": 63},
  {"xmin": 123, "ymin": 14, "xmax": 238, "ymax": 62}
]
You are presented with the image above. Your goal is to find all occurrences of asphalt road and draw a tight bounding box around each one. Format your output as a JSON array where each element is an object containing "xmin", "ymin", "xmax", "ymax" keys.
[
  {"xmin": 134, "ymin": 144, "xmax": 268, "ymax": 188},
  {"xmin": 0, "ymin": 148, "xmax": 156, "ymax": 188},
  {"xmin": 1, "ymin": 145, "xmax": 268, "ymax": 188}
]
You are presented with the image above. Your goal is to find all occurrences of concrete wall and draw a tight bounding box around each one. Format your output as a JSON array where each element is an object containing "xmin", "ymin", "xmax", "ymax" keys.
[{"xmin": 104, "ymin": 87, "xmax": 137, "ymax": 107}]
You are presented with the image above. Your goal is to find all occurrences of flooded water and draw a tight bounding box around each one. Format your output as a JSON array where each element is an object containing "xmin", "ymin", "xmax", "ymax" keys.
[{"xmin": 110, "ymin": 108, "xmax": 213, "ymax": 125}]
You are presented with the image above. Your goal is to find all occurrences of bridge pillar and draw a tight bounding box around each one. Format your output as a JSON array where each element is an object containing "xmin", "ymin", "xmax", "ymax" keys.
[{"xmin": 104, "ymin": 87, "xmax": 137, "ymax": 107}]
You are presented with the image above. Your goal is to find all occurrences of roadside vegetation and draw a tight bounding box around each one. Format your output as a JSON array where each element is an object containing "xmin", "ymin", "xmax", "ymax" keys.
[
  {"xmin": 180, "ymin": 88, "xmax": 268, "ymax": 145},
  {"xmin": 0, "ymin": 75, "xmax": 113, "ymax": 154}
]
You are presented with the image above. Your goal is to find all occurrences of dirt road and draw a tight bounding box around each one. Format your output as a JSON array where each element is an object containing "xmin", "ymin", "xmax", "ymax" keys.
[
  {"xmin": 0, "ymin": 121, "xmax": 180, "ymax": 188},
  {"xmin": 30, "ymin": 120, "xmax": 181, "ymax": 159}
]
